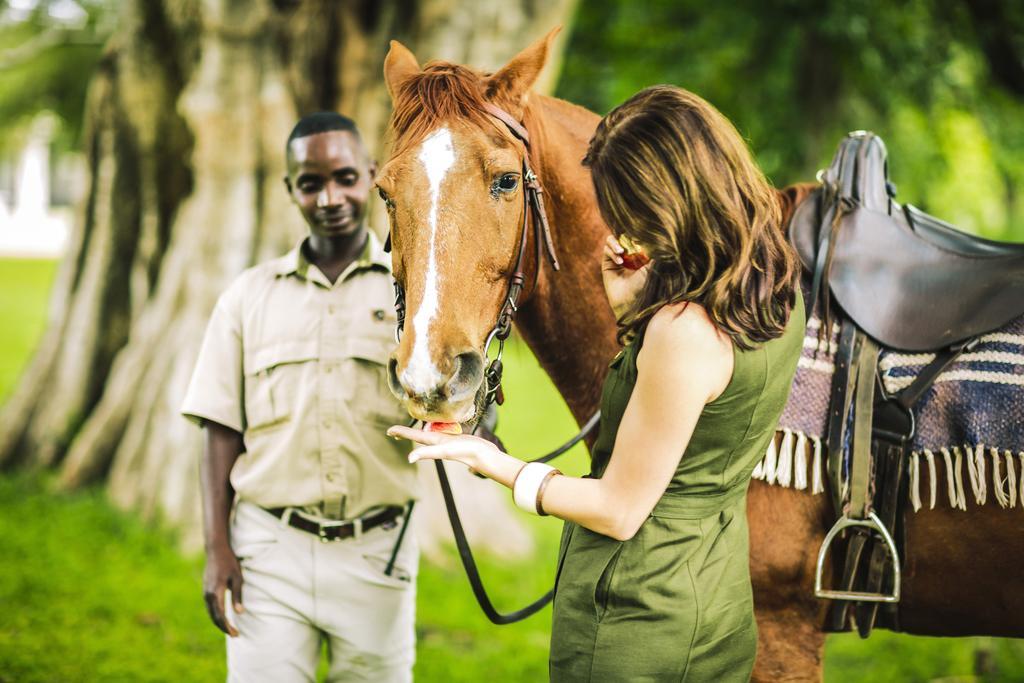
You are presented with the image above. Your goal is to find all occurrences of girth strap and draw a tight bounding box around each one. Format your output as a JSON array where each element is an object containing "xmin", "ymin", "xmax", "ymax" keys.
[{"xmin": 894, "ymin": 339, "xmax": 977, "ymax": 409}]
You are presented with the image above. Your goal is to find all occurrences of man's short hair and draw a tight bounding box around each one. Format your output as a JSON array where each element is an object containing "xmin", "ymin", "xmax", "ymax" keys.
[{"xmin": 286, "ymin": 111, "xmax": 361, "ymax": 158}]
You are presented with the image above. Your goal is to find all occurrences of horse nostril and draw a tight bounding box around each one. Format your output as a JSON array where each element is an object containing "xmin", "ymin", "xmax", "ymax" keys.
[
  {"xmin": 447, "ymin": 349, "xmax": 484, "ymax": 401},
  {"xmin": 387, "ymin": 356, "xmax": 405, "ymax": 400}
]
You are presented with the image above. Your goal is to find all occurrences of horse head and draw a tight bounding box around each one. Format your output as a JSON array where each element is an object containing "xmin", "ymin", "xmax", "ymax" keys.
[{"xmin": 378, "ymin": 29, "xmax": 560, "ymax": 424}]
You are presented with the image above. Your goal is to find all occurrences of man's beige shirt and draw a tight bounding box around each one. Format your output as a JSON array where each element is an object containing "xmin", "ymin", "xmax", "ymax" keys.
[{"xmin": 181, "ymin": 231, "xmax": 416, "ymax": 517}]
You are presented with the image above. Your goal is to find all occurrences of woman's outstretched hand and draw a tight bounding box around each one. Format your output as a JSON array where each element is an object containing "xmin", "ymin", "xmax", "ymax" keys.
[{"xmin": 387, "ymin": 424, "xmax": 501, "ymax": 472}]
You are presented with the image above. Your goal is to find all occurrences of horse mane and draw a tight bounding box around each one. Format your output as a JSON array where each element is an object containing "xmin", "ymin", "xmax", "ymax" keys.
[{"xmin": 388, "ymin": 61, "xmax": 496, "ymax": 154}]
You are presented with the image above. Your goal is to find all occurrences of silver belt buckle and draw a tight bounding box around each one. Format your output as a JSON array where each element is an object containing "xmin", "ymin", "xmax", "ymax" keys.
[{"xmin": 317, "ymin": 516, "xmax": 362, "ymax": 542}]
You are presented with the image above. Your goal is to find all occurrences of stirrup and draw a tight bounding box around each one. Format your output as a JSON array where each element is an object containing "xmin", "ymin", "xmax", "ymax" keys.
[{"xmin": 814, "ymin": 511, "xmax": 901, "ymax": 603}]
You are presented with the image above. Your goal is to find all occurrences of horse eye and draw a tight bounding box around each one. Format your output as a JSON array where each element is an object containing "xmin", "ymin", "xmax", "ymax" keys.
[
  {"xmin": 377, "ymin": 187, "xmax": 394, "ymax": 209},
  {"xmin": 496, "ymin": 174, "xmax": 518, "ymax": 192}
]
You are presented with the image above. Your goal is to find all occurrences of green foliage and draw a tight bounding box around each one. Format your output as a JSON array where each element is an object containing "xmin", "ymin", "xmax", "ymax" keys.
[
  {"xmin": 558, "ymin": 0, "xmax": 1024, "ymax": 240},
  {"xmin": 0, "ymin": 0, "xmax": 111, "ymax": 153}
]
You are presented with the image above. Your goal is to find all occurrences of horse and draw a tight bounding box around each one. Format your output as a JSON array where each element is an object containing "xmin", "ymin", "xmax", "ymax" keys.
[{"xmin": 376, "ymin": 29, "xmax": 1024, "ymax": 681}]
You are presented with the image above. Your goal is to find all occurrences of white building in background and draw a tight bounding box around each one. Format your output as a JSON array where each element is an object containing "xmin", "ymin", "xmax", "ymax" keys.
[{"xmin": 0, "ymin": 113, "xmax": 80, "ymax": 258}]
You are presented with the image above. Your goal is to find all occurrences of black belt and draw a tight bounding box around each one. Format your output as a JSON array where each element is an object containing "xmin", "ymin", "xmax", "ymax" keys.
[{"xmin": 264, "ymin": 505, "xmax": 404, "ymax": 542}]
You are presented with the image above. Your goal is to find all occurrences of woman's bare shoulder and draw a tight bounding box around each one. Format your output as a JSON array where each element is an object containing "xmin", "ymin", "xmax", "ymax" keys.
[
  {"xmin": 645, "ymin": 302, "xmax": 729, "ymax": 354},
  {"xmin": 639, "ymin": 302, "xmax": 734, "ymax": 400}
]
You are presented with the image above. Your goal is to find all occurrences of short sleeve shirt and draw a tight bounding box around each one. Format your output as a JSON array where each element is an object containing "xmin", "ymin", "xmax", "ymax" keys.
[{"xmin": 181, "ymin": 231, "xmax": 416, "ymax": 517}]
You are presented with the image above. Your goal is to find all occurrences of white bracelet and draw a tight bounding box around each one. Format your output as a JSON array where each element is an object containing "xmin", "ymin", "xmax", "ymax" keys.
[{"xmin": 513, "ymin": 462, "xmax": 558, "ymax": 515}]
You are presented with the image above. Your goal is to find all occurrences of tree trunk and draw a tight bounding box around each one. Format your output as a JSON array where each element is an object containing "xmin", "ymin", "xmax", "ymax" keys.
[{"xmin": 0, "ymin": 0, "xmax": 577, "ymax": 554}]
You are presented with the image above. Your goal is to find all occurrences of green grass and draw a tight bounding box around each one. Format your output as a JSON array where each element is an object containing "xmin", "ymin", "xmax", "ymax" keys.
[
  {"xmin": 0, "ymin": 258, "xmax": 58, "ymax": 402},
  {"xmin": 0, "ymin": 473, "xmax": 226, "ymax": 682},
  {"xmin": 1, "ymin": 256, "xmax": 1022, "ymax": 682}
]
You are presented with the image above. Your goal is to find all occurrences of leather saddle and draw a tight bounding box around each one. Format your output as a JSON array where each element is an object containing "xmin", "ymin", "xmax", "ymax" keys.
[
  {"xmin": 793, "ymin": 131, "xmax": 1024, "ymax": 638},
  {"xmin": 789, "ymin": 131, "xmax": 1024, "ymax": 352}
]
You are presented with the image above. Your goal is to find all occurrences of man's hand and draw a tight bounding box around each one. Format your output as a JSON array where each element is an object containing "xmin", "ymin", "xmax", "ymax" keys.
[
  {"xmin": 203, "ymin": 541, "xmax": 244, "ymax": 637},
  {"xmin": 199, "ymin": 421, "xmax": 244, "ymax": 637}
]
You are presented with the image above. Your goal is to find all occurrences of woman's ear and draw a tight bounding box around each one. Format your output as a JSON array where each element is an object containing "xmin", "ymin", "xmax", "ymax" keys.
[{"xmin": 485, "ymin": 26, "xmax": 561, "ymax": 119}]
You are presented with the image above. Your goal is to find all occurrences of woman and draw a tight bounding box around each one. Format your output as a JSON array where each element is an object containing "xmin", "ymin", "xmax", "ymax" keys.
[{"xmin": 389, "ymin": 85, "xmax": 805, "ymax": 681}]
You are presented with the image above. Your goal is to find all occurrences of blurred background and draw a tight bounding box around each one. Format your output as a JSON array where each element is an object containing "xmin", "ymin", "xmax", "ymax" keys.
[{"xmin": 1, "ymin": 0, "xmax": 1023, "ymax": 680}]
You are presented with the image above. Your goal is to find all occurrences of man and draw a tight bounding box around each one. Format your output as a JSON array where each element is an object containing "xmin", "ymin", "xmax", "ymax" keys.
[{"xmin": 182, "ymin": 112, "xmax": 418, "ymax": 682}]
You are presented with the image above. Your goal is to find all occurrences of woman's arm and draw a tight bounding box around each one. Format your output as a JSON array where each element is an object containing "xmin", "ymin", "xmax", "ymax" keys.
[{"xmin": 389, "ymin": 303, "xmax": 733, "ymax": 541}]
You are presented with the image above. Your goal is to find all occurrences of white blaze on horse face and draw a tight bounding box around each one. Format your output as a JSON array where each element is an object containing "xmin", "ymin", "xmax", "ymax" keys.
[{"xmin": 405, "ymin": 127, "xmax": 456, "ymax": 395}]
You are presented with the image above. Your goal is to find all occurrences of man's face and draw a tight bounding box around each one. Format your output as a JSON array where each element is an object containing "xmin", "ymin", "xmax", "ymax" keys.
[{"xmin": 286, "ymin": 130, "xmax": 375, "ymax": 238}]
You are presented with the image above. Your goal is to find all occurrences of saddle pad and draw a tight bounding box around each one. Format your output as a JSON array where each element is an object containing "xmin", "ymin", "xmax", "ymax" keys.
[{"xmin": 778, "ymin": 307, "xmax": 1024, "ymax": 461}]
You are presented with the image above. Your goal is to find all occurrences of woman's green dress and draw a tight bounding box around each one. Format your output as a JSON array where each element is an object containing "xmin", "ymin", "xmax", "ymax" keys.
[{"xmin": 549, "ymin": 294, "xmax": 805, "ymax": 682}]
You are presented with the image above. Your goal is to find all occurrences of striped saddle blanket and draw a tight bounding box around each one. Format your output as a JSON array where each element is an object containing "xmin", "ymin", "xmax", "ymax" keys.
[{"xmin": 760, "ymin": 310, "xmax": 1024, "ymax": 511}]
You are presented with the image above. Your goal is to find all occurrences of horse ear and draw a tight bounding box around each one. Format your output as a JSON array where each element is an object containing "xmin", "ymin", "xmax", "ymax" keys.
[
  {"xmin": 384, "ymin": 40, "xmax": 421, "ymax": 101},
  {"xmin": 486, "ymin": 26, "xmax": 561, "ymax": 117}
]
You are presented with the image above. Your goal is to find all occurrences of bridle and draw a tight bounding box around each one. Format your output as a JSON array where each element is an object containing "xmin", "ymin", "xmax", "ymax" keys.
[
  {"xmin": 386, "ymin": 102, "xmax": 560, "ymax": 408},
  {"xmin": 383, "ymin": 102, "xmax": 600, "ymax": 625}
]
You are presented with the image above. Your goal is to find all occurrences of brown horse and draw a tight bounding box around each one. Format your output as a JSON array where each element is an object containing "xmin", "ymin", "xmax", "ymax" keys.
[{"xmin": 378, "ymin": 30, "xmax": 1024, "ymax": 681}]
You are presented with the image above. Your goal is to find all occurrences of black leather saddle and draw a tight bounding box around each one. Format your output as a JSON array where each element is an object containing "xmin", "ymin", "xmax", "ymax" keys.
[
  {"xmin": 789, "ymin": 131, "xmax": 1024, "ymax": 352},
  {"xmin": 797, "ymin": 131, "xmax": 1024, "ymax": 638}
]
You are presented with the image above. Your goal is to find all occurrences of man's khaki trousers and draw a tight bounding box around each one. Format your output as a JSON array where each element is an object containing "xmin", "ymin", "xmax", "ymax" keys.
[{"xmin": 226, "ymin": 501, "xmax": 417, "ymax": 682}]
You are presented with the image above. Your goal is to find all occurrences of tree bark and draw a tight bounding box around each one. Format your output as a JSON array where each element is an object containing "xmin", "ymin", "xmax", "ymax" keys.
[{"xmin": 0, "ymin": 0, "xmax": 577, "ymax": 554}]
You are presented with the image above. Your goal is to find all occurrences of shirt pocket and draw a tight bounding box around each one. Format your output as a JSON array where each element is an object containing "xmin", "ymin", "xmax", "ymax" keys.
[
  {"xmin": 343, "ymin": 335, "xmax": 405, "ymax": 430},
  {"xmin": 243, "ymin": 340, "xmax": 319, "ymax": 432}
]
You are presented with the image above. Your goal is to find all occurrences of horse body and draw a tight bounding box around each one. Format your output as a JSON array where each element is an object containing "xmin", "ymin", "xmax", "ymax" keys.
[{"xmin": 380, "ymin": 33, "xmax": 1023, "ymax": 682}]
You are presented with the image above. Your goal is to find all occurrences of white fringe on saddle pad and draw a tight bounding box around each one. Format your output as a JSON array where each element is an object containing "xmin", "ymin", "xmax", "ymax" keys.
[{"xmin": 750, "ymin": 430, "xmax": 1024, "ymax": 512}]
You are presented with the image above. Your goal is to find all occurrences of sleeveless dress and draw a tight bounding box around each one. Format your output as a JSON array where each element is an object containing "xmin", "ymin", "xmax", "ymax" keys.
[{"xmin": 549, "ymin": 293, "xmax": 805, "ymax": 682}]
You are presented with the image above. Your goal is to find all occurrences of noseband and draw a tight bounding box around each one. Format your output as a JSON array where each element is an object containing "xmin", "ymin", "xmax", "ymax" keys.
[{"xmin": 385, "ymin": 102, "xmax": 560, "ymax": 408}]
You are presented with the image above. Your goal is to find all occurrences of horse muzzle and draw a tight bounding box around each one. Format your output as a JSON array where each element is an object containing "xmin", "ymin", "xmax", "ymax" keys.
[{"xmin": 387, "ymin": 347, "xmax": 484, "ymax": 422}]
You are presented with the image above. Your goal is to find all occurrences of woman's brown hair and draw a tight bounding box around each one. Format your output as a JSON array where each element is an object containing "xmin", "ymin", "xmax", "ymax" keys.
[{"xmin": 584, "ymin": 85, "xmax": 800, "ymax": 349}]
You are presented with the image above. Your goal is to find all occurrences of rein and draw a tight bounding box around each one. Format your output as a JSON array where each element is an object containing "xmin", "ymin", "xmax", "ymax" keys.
[{"xmin": 386, "ymin": 103, "xmax": 600, "ymax": 624}]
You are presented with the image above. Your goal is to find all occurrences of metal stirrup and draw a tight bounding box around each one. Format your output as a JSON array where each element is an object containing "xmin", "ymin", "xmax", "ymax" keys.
[{"xmin": 814, "ymin": 512, "xmax": 901, "ymax": 603}]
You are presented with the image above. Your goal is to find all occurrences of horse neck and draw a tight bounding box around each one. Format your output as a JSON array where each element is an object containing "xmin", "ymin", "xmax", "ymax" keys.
[{"xmin": 513, "ymin": 95, "xmax": 621, "ymax": 425}]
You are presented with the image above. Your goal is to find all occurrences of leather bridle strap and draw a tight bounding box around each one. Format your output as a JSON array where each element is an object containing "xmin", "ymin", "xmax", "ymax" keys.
[
  {"xmin": 528, "ymin": 410, "xmax": 601, "ymax": 465},
  {"xmin": 481, "ymin": 102, "xmax": 559, "ymax": 274},
  {"xmin": 478, "ymin": 101, "xmax": 560, "ymax": 406}
]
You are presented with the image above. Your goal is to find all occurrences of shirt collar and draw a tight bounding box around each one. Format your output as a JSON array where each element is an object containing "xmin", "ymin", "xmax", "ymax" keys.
[
  {"xmin": 272, "ymin": 230, "xmax": 391, "ymax": 281},
  {"xmin": 360, "ymin": 229, "xmax": 392, "ymax": 272}
]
